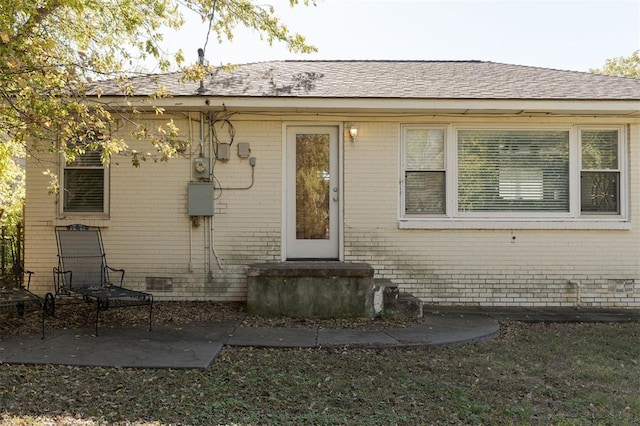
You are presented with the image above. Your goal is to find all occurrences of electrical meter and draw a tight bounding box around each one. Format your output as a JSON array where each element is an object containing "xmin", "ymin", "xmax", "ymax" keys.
[{"xmin": 193, "ymin": 157, "xmax": 209, "ymax": 178}]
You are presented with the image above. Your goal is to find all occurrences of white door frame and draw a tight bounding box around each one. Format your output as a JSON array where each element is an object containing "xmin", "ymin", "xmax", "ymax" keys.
[{"xmin": 282, "ymin": 123, "xmax": 344, "ymax": 260}]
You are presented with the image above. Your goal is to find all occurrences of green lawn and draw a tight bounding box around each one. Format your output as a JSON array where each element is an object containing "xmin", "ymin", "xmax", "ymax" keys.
[{"xmin": 1, "ymin": 321, "xmax": 639, "ymax": 425}]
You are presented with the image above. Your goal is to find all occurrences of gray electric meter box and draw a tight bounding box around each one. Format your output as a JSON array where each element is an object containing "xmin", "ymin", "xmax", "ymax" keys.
[{"xmin": 188, "ymin": 182, "xmax": 215, "ymax": 216}]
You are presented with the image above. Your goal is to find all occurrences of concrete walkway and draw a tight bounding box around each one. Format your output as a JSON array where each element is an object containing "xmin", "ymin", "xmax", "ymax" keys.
[
  {"xmin": 0, "ymin": 313, "xmax": 499, "ymax": 370},
  {"xmin": 1, "ymin": 307, "xmax": 638, "ymax": 370}
]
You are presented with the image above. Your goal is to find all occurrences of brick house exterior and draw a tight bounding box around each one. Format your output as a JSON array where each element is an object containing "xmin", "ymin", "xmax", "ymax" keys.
[{"xmin": 24, "ymin": 61, "xmax": 640, "ymax": 307}]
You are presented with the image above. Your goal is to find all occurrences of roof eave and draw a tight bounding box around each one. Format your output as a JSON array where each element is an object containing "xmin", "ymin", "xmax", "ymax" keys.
[{"xmin": 94, "ymin": 96, "xmax": 640, "ymax": 117}]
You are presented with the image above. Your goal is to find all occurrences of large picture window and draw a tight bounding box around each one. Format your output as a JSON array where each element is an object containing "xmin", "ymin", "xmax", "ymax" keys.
[
  {"xmin": 62, "ymin": 149, "xmax": 108, "ymax": 214},
  {"xmin": 401, "ymin": 125, "xmax": 626, "ymax": 226},
  {"xmin": 457, "ymin": 130, "xmax": 569, "ymax": 213}
]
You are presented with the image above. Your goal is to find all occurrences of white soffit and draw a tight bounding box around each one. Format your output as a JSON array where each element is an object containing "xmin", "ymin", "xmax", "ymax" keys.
[{"xmin": 95, "ymin": 97, "xmax": 640, "ymax": 116}]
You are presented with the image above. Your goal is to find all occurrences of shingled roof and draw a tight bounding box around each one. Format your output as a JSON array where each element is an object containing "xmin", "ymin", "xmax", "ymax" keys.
[{"xmin": 97, "ymin": 60, "xmax": 640, "ymax": 101}]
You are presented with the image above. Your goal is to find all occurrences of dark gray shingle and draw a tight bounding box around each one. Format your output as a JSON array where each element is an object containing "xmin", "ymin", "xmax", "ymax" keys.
[{"xmin": 94, "ymin": 60, "xmax": 640, "ymax": 100}]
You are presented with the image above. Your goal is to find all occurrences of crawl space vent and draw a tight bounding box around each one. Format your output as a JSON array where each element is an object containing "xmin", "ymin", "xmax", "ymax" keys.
[{"xmin": 146, "ymin": 277, "xmax": 173, "ymax": 292}]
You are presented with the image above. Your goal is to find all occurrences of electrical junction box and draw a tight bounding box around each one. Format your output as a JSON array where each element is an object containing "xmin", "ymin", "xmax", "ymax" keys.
[
  {"xmin": 217, "ymin": 144, "xmax": 230, "ymax": 161},
  {"xmin": 237, "ymin": 142, "xmax": 251, "ymax": 158},
  {"xmin": 187, "ymin": 182, "xmax": 214, "ymax": 216},
  {"xmin": 193, "ymin": 157, "xmax": 209, "ymax": 178}
]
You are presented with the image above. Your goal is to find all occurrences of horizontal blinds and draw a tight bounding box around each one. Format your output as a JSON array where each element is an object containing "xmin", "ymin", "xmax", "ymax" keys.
[
  {"xmin": 68, "ymin": 150, "xmax": 102, "ymax": 167},
  {"xmin": 63, "ymin": 169, "xmax": 105, "ymax": 212},
  {"xmin": 404, "ymin": 128, "xmax": 446, "ymax": 215},
  {"xmin": 405, "ymin": 171, "xmax": 446, "ymax": 214},
  {"xmin": 458, "ymin": 130, "xmax": 569, "ymax": 212}
]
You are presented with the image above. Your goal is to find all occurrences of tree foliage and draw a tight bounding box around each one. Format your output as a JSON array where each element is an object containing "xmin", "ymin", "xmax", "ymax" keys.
[
  {"xmin": 0, "ymin": 138, "xmax": 24, "ymax": 226},
  {"xmin": 0, "ymin": 0, "xmax": 316, "ymax": 223},
  {"xmin": 590, "ymin": 50, "xmax": 640, "ymax": 78}
]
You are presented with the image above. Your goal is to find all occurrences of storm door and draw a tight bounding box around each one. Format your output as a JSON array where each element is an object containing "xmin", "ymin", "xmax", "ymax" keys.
[{"xmin": 285, "ymin": 126, "xmax": 340, "ymax": 259}]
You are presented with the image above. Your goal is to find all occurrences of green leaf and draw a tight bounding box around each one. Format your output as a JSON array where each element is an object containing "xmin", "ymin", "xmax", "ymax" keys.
[{"xmin": 591, "ymin": 50, "xmax": 640, "ymax": 78}]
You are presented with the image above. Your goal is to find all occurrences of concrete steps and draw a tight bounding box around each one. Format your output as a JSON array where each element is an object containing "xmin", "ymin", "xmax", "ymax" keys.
[{"xmin": 374, "ymin": 278, "xmax": 423, "ymax": 319}]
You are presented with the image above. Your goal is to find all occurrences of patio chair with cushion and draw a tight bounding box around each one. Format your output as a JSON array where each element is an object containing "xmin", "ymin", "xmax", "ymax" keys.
[{"xmin": 53, "ymin": 224, "xmax": 153, "ymax": 335}]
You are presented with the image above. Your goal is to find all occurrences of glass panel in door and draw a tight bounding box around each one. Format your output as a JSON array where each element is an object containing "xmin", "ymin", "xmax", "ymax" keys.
[
  {"xmin": 286, "ymin": 126, "xmax": 339, "ymax": 259},
  {"xmin": 296, "ymin": 133, "xmax": 330, "ymax": 240}
]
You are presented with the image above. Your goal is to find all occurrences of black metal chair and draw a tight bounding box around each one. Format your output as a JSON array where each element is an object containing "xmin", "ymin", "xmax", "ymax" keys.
[
  {"xmin": 0, "ymin": 270, "xmax": 52, "ymax": 338},
  {"xmin": 53, "ymin": 224, "xmax": 153, "ymax": 335}
]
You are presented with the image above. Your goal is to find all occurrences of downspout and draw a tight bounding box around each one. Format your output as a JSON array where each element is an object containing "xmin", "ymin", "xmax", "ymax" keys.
[{"xmin": 188, "ymin": 112, "xmax": 194, "ymax": 272}]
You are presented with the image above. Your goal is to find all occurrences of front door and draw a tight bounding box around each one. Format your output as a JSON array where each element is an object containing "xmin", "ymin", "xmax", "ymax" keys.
[{"xmin": 286, "ymin": 126, "xmax": 340, "ymax": 259}]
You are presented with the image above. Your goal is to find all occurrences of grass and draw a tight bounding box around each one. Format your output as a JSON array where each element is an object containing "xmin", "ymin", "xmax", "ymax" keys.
[{"xmin": 1, "ymin": 305, "xmax": 640, "ymax": 425}]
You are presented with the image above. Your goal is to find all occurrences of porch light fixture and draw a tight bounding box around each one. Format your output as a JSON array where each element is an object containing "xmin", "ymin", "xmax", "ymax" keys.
[{"xmin": 349, "ymin": 126, "xmax": 358, "ymax": 143}]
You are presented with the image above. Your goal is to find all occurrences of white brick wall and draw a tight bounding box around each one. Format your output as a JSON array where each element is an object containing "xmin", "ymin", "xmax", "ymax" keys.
[
  {"xmin": 25, "ymin": 114, "xmax": 286, "ymax": 301},
  {"xmin": 24, "ymin": 113, "xmax": 640, "ymax": 307},
  {"xmin": 344, "ymin": 118, "xmax": 640, "ymax": 308}
]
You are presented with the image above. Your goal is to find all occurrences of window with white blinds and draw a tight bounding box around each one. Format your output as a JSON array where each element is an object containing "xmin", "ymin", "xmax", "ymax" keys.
[
  {"xmin": 63, "ymin": 150, "xmax": 107, "ymax": 213},
  {"xmin": 404, "ymin": 128, "xmax": 446, "ymax": 214},
  {"xmin": 457, "ymin": 130, "xmax": 569, "ymax": 212},
  {"xmin": 400, "ymin": 124, "xmax": 626, "ymax": 223}
]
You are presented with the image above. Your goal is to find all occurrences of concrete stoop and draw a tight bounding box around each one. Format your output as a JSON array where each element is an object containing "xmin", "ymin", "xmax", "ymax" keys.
[
  {"xmin": 247, "ymin": 262, "xmax": 375, "ymax": 318},
  {"xmin": 374, "ymin": 278, "xmax": 424, "ymax": 319},
  {"xmin": 246, "ymin": 262, "xmax": 423, "ymax": 320}
]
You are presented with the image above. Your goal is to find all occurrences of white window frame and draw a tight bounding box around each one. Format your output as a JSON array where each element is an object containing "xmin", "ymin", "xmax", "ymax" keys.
[
  {"xmin": 578, "ymin": 127, "xmax": 624, "ymax": 216},
  {"xmin": 59, "ymin": 150, "xmax": 110, "ymax": 217},
  {"xmin": 401, "ymin": 125, "xmax": 448, "ymax": 217},
  {"xmin": 399, "ymin": 124, "xmax": 628, "ymax": 230}
]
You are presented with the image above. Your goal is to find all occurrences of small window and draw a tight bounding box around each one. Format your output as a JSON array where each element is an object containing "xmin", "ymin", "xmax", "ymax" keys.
[
  {"xmin": 580, "ymin": 130, "xmax": 620, "ymax": 214},
  {"xmin": 62, "ymin": 147, "xmax": 108, "ymax": 214},
  {"xmin": 403, "ymin": 128, "xmax": 446, "ymax": 215}
]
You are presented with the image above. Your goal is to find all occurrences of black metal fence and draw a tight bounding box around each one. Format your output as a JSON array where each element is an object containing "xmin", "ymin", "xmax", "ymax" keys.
[{"xmin": 0, "ymin": 223, "xmax": 25, "ymax": 286}]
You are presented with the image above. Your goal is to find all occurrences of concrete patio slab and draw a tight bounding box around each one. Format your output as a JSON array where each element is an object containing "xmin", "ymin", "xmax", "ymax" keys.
[
  {"xmin": 0, "ymin": 320, "xmax": 241, "ymax": 370},
  {"xmin": 0, "ymin": 313, "xmax": 502, "ymax": 369},
  {"xmin": 4, "ymin": 307, "xmax": 638, "ymax": 370},
  {"xmin": 14, "ymin": 307, "xmax": 618, "ymax": 370}
]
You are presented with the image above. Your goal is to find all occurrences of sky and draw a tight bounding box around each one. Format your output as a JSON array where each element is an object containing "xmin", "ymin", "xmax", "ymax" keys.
[{"xmin": 160, "ymin": 0, "xmax": 640, "ymax": 73}]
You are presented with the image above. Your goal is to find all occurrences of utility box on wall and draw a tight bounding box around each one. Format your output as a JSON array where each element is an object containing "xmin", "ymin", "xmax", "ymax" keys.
[
  {"xmin": 193, "ymin": 157, "xmax": 210, "ymax": 179},
  {"xmin": 187, "ymin": 182, "xmax": 215, "ymax": 216}
]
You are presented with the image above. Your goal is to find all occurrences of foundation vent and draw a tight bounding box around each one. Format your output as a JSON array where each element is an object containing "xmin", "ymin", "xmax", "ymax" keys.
[
  {"xmin": 608, "ymin": 279, "xmax": 635, "ymax": 294},
  {"xmin": 146, "ymin": 277, "xmax": 174, "ymax": 292}
]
